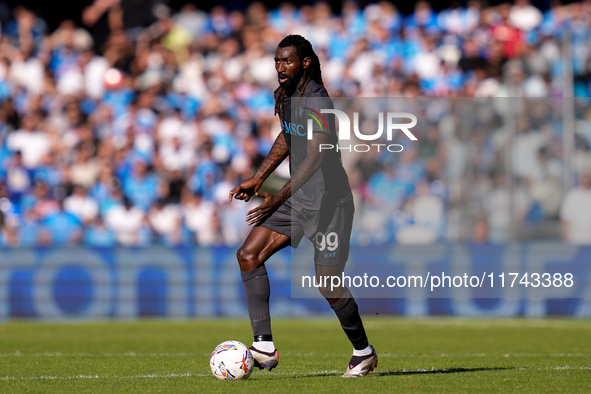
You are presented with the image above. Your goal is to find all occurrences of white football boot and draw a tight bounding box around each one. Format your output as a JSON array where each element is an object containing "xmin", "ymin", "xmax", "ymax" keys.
[
  {"xmin": 341, "ymin": 346, "xmax": 378, "ymax": 378},
  {"xmin": 249, "ymin": 346, "xmax": 279, "ymax": 371}
]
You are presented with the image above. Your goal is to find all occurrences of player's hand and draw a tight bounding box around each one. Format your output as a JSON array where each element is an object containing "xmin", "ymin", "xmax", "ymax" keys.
[
  {"xmin": 229, "ymin": 178, "xmax": 262, "ymax": 202},
  {"xmin": 245, "ymin": 192, "xmax": 285, "ymax": 226}
]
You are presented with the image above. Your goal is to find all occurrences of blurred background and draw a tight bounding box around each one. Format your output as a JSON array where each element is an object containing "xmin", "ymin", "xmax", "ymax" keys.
[{"xmin": 0, "ymin": 0, "xmax": 590, "ymax": 319}]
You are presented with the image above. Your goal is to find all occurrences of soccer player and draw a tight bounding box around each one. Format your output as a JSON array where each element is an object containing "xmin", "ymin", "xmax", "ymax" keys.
[{"xmin": 229, "ymin": 35, "xmax": 377, "ymax": 377}]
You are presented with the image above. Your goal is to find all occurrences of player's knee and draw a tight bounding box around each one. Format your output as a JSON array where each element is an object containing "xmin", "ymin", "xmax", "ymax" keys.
[
  {"xmin": 236, "ymin": 247, "xmax": 260, "ymax": 271},
  {"xmin": 317, "ymin": 285, "xmax": 332, "ymax": 299},
  {"xmin": 317, "ymin": 282, "xmax": 347, "ymax": 300},
  {"xmin": 317, "ymin": 283, "xmax": 337, "ymax": 300}
]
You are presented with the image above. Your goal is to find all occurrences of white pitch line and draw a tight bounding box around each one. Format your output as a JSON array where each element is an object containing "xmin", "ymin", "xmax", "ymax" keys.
[
  {"xmin": 0, "ymin": 371, "xmax": 341, "ymax": 381},
  {"xmin": 392, "ymin": 319, "xmax": 591, "ymax": 330},
  {"xmin": 0, "ymin": 352, "xmax": 207, "ymax": 358},
  {"xmin": 1, "ymin": 352, "xmax": 588, "ymax": 358},
  {"xmin": 2, "ymin": 367, "xmax": 591, "ymax": 382},
  {"xmin": 0, "ymin": 372, "xmax": 202, "ymax": 381}
]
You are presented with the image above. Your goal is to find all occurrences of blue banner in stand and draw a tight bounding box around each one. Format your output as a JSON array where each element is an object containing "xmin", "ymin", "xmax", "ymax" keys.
[{"xmin": 0, "ymin": 244, "xmax": 590, "ymax": 320}]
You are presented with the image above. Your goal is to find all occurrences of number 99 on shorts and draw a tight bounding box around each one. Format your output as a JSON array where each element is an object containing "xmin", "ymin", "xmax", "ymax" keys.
[{"xmin": 314, "ymin": 231, "xmax": 339, "ymax": 252}]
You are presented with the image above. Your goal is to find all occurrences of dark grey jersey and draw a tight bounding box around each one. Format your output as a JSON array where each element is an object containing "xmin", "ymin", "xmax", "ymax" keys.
[{"xmin": 277, "ymin": 80, "xmax": 353, "ymax": 210}]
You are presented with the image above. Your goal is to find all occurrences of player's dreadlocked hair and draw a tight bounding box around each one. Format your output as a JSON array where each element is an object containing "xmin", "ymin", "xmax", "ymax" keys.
[{"xmin": 274, "ymin": 35, "xmax": 324, "ymax": 120}]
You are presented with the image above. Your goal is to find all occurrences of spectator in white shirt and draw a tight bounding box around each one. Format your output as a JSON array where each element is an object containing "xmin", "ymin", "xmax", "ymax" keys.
[
  {"xmin": 7, "ymin": 113, "xmax": 51, "ymax": 169},
  {"xmin": 183, "ymin": 191, "xmax": 216, "ymax": 245},
  {"xmin": 64, "ymin": 184, "xmax": 99, "ymax": 225},
  {"xmin": 560, "ymin": 173, "xmax": 591, "ymax": 244},
  {"xmin": 105, "ymin": 197, "xmax": 146, "ymax": 246},
  {"xmin": 9, "ymin": 40, "xmax": 45, "ymax": 96},
  {"xmin": 68, "ymin": 142, "xmax": 102, "ymax": 189},
  {"xmin": 148, "ymin": 198, "xmax": 182, "ymax": 244},
  {"xmin": 509, "ymin": 0, "xmax": 543, "ymax": 32},
  {"xmin": 159, "ymin": 135, "xmax": 195, "ymax": 172}
]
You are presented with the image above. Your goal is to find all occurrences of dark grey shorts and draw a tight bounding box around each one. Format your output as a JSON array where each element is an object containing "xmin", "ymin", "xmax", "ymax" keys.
[{"xmin": 259, "ymin": 197, "xmax": 354, "ymax": 266}]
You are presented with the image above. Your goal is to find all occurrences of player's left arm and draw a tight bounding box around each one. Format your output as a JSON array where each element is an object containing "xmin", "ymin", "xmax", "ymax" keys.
[{"xmin": 245, "ymin": 132, "xmax": 329, "ymax": 225}]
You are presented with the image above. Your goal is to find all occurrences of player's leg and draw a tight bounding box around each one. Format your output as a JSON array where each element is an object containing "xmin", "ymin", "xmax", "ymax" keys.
[
  {"xmin": 313, "ymin": 200, "xmax": 377, "ymax": 377},
  {"xmin": 237, "ymin": 226, "xmax": 290, "ymax": 370},
  {"xmin": 316, "ymin": 263, "xmax": 377, "ymax": 377}
]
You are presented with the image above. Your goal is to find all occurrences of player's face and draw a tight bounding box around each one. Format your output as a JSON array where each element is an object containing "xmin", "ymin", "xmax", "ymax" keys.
[{"xmin": 275, "ymin": 46, "xmax": 304, "ymax": 89}]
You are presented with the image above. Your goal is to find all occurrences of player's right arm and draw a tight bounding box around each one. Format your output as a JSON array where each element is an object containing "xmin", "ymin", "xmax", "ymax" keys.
[{"xmin": 229, "ymin": 132, "xmax": 289, "ymax": 202}]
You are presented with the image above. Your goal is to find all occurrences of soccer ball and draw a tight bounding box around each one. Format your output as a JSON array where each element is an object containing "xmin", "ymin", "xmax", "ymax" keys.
[{"xmin": 210, "ymin": 340, "xmax": 254, "ymax": 380}]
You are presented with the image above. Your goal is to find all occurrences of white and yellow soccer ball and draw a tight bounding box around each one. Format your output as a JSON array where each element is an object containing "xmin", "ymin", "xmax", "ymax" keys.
[{"xmin": 210, "ymin": 340, "xmax": 254, "ymax": 380}]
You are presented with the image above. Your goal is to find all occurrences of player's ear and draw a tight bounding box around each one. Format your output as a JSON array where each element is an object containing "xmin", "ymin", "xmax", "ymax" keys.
[{"xmin": 302, "ymin": 56, "xmax": 311, "ymax": 70}]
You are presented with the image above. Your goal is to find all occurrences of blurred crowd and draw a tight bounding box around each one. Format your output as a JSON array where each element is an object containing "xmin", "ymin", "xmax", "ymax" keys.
[{"xmin": 1, "ymin": 0, "xmax": 591, "ymax": 247}]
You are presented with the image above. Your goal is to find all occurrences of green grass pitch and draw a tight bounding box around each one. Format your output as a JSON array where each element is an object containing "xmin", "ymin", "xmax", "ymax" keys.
[{"xmin": 1, "ymin": 318, "xmax": 590, "ymax": 392}]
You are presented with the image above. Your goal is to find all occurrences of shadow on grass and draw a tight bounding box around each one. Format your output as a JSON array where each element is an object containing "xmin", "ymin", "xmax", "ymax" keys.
[
  {"xmin": 374, "ymin": 367, "xmax": 512, "ymax": 377},
  {"xmin": 280, "ymin": 367, "xmax": 513, "ymax": 379}
]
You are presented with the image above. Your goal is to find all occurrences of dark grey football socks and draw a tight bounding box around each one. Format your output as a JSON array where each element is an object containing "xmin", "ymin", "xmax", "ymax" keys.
[
  {"xmin": 241, "ymin": 265, "xmax": 272, "ymax": 338},
  {"xmin": 330, "ymin": 295, "xmax": 369, "ymax": 350}
]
